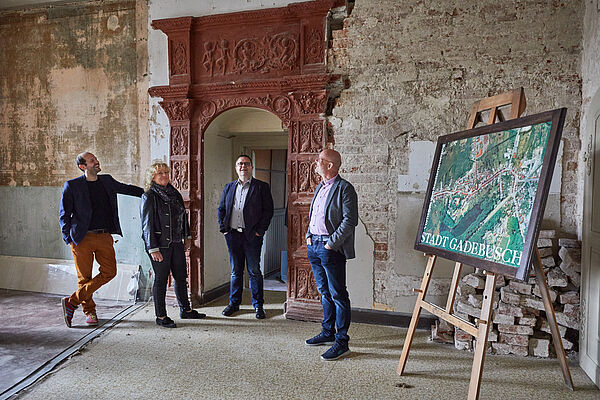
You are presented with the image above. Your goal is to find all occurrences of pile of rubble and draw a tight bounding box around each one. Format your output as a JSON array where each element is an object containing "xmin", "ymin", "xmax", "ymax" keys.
[{"xmin": 431, "ymin": 230, "xmax": 581, "ymax": 358}]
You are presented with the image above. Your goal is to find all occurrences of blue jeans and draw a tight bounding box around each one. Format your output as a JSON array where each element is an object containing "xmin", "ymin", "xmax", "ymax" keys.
[
  {"xmin": 225, "ymin": 230, "xmax": 264, "ymax": 308},
  {"xmin": 307, "ymin": 238, "xmax": 350, "ymax": 346}
]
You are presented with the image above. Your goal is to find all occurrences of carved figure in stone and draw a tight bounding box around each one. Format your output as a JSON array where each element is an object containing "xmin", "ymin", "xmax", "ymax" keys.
[
  {"xmin": 273, "ymin": 96, "xmax": 291, "ymax": 120},
  {"xmin": 235, "ymin": 38, "xmax": 267, "ymax": 73},
  {"xmin": 202, "ymin": 41, "xmax": 216, "ymax": 77},
  {"xmin": 304, "ymin": 149, "xmax": 359, "ymax": 359},
  {"xmin": 215, "ymin": 39, "xmax": 230, "ymax": 75}
]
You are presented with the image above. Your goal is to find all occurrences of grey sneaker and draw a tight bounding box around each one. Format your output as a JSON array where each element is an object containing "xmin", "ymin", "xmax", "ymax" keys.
[
  {"xmin": 321, "ymin": 342, "xmax": 350, "ymax": 361},
  {"xmin": 305, "ymin": 332, "xmax": 335, "ymax": 346}
]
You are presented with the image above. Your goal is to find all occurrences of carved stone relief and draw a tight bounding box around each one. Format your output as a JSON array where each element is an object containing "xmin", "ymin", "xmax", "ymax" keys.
[
  {"xmin": 201, "ymin": 32, "xmax": 299, "ymax": 77},
  {"xmin": 172, "ymin": 40, "xmax": 189, "ymax": 75},
  {"xmin": 198, "ymin": 95, "xmax": 292, "ymax": 129},
  {"xmin": 291, "ymin": 91, "xmax": 327, "ymax": 115},
  {"xmin": 304, "ymin": 26, "xmax": 324, "ymax": 65},
  {"xmin": 299, "ymin": 120, "xmax": 324, "ymax": 153},
  {"xmin": 150, "ymin": 0, "xmax": 335, "ymax": 318},
  {"xmin": 297, "ymin": 267, "xmax": 320, "ymax": 300},
  {"xmin": 171, "ymin": 160, "xmax": 189, "ymax": 191},
  {"xmin": 171, "ymin": 126, "xmax": 189, "ymax": 155},
  {"xmin": 161, "ymin": 100, "xmax": 192, "ymax": 121},
  {"xmin": 290, "ymin": 159, "xmax": 321, "ymax": 194}
]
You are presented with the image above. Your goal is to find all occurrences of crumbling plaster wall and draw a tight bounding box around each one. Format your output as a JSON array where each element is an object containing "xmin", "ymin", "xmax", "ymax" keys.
[
  {"xmin": 580, "ymin": 1, "xmax": 600, "ymax": 208},
  {"xmin": 0, "ymin": 0, "xmax": 149, "ymax": 267},
  {"xmin": 329, "ymin": 1, "xmax": 584, "ymax": 312}
]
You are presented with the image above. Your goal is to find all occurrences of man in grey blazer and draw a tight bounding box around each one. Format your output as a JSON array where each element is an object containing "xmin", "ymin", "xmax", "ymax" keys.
[{"xmin": 304, "ymin": 149, "xmax": 358, "ymax": 361}]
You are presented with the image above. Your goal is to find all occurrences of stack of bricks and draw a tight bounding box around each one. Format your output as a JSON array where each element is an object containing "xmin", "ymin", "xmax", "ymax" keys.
[{"xmin": 430, "ymin": 230, "xmax": 581, "ymax": 358}]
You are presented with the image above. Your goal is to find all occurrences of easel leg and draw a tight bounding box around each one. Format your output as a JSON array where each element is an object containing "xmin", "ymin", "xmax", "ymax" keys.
[
  {"xmin": 397, "ymin": 255, "xmax": 437, "ymax": 375},
  {"xmin": 468, "ymin": 272, "xmax": 497, "ymax": 400},
  {"xmin": 534, "ymin": 251, "xmax": 574, "ymax": 390}
]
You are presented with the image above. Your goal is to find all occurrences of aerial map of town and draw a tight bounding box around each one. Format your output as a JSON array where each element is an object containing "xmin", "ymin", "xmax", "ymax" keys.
[{"xmin": 419, "ymin": 121, "xmax": 552, "ymax": 269}]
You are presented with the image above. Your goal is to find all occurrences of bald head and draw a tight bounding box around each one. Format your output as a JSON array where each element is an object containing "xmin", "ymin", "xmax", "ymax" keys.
[
  {"xmin": 315, "ymin": 149, "xmax": 342, "ymax": 180},
  {"xmin": 321, "ymin": 149, "xmax": 342, "ymax": 170}
]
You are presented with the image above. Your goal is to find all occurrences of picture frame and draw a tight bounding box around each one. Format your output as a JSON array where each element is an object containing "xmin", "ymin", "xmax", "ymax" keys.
[{"xmin": 414, "ymin": 108, "xmax": 567, "ymax": 280}]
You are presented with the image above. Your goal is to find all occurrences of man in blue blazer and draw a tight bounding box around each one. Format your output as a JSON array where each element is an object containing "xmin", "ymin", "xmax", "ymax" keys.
[
  {"xmin": 59, "ymin": 152, "xmax": 143, "ymax": 327},
  {"xmin": 304, "ymin": 149, "xmax": 358, "ymax": 361},
  {"xmin": 218, "ymin": 154, "xmax": 274, "ymax": 319}
]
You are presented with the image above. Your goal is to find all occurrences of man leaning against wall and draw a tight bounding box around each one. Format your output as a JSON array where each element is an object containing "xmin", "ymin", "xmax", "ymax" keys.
[{"xmin": 59, "ymin": 152, "xmax": 144, "ymax": 327}]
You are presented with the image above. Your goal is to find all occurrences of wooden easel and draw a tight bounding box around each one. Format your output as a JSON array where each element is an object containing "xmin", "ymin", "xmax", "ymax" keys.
[{"xmin": 397, "ymin": 88, "xmax": 574, "ymax": 399}]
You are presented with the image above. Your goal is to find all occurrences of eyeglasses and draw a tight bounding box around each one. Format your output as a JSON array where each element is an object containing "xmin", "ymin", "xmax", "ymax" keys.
[{"xmin": 236, "ymin": 162, "xmax": 252, "ymax": 167}]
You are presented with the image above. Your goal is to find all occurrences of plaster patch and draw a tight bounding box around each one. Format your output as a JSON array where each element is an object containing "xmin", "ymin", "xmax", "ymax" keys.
[
  {"xmin": 397, "ymin": 140, "xmax": 435, "ymax": 192},
  {"xmin": 107, "ymin": 15, "xmax": 120, "ymax": 31},
  {"xmin": 48, "ymin": 66, "xmax": 110, "ymax": 142}
]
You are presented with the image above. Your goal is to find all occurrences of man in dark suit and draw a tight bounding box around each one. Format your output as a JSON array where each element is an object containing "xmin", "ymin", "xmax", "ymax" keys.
[
  {"xmin": 218, "ymin": 154, "xmax": 274, "ymax": 319},
  {"xmin": 59, "ymin": 152, "xmax": 143, "ymax": 327},
  {"xmin": 305, "ymin": 149, "xmax": 358, "ymax": 361}
]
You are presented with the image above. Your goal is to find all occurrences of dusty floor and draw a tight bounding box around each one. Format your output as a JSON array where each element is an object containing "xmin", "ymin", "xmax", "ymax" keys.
[
  {"xmin": 0, "ymin": 289, "xmax": 131, "ymax": 395},
  {"xmin": 9, "ymin": 290, "xmax": 599, "ymax": 400}
]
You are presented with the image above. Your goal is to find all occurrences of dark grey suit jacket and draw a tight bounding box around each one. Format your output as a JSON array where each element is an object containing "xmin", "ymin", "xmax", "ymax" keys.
[{"xmin": 306, "ymin": 175, "xmax": 358, "ymax": 259}]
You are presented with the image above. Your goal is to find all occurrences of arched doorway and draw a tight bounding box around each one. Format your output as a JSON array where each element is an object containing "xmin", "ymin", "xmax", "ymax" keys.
[
  {"xmin": 148, "ymin": 1, "xmax": 342, "ymax": 321},
  {"xmin": 203, "ymin": 107, "xmax": 288, "ymax": 299}
]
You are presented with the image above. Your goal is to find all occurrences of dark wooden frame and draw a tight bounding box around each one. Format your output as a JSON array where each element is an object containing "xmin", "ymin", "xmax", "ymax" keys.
[{"xmin": 414, "ymin": 108, "xmax": 567, "ymax": 280}]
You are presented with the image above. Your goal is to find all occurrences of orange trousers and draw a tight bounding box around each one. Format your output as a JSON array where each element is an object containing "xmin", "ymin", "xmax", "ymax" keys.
[{"xmin": 69, "ymin": 232, "xmax": 117, "ymax": 315}]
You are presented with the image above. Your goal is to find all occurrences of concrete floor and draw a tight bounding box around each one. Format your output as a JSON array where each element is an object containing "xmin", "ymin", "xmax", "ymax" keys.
[
  {"xmin": 0, "ymin": 289, "xmax": 131, "ymax": 395},
  {"xmin": 11, "ymin": 291, "xmax": 599, "ymax": 399}
]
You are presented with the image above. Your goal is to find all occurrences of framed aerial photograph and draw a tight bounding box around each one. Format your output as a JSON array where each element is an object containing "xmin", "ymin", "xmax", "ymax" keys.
[{"xmin": 414, "ymin": 108, "xmax": 567, "ymax": 280}]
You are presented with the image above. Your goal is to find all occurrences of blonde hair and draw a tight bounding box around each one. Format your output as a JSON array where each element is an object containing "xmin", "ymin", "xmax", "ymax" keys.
[{"xmin": 144, "ymin": 160, "xmax": 170, "ymax": 191}]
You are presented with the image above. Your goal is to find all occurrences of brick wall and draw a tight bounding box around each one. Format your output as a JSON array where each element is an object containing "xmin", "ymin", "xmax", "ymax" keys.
[{"xmin": 329, "ymin": 1, "xmax": 583, "ymax": 310}]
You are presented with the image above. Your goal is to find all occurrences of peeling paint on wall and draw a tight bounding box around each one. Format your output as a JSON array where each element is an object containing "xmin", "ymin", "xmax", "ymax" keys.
[{"xmin": 0, "ymin": 0, "xmax": 140, "ymax": 186}]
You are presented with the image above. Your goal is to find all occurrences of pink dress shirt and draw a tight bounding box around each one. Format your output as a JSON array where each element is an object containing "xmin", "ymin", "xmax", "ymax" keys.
[{"xmin": 308, "ymin": 175, "xmax": 338, "ymax": 235}]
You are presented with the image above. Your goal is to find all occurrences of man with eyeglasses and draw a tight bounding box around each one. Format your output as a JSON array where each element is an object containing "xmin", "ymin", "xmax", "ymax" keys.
[
  {"xmin": 304, "ymin": 149, "xmax": 358, "ymax": 361},
  {"xmin": 218, "ymin": 154, "xmax": 274, "ymax": 319}
]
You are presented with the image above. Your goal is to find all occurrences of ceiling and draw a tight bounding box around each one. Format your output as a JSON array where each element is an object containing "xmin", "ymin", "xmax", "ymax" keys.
[{"xmin": 0, "ymin": 0, "xmax": 89, "ymax": 11}]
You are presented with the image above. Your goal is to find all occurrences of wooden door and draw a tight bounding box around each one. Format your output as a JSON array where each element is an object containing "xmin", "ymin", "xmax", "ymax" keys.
[{"xmin": 581, "ymin": 89, "xmax": 600, "ymax": 387}]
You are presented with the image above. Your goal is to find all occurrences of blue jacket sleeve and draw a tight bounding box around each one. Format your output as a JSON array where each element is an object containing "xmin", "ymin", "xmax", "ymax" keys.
[
  {"xmin": 59, "ymin": 181, "xmax": 74, "ymax": 244},
  {"xmin": 109, "ymin": 176, "xmax": 144, "ymax": 197},
  {"xmin": 257, "ymin": 182, "xmax": 274, "ymax": 236}
]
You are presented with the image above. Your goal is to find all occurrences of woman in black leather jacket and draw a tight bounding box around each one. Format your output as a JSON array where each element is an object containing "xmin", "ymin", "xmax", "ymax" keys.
[{"xmin": 141, "ymin": 161, "xmax": 205, "ymax": 328}]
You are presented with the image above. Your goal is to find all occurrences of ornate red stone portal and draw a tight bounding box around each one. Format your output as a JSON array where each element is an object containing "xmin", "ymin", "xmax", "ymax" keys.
[{"xmin": 149, "ymin": 0, "xmax": 343, "ymax": 322}]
